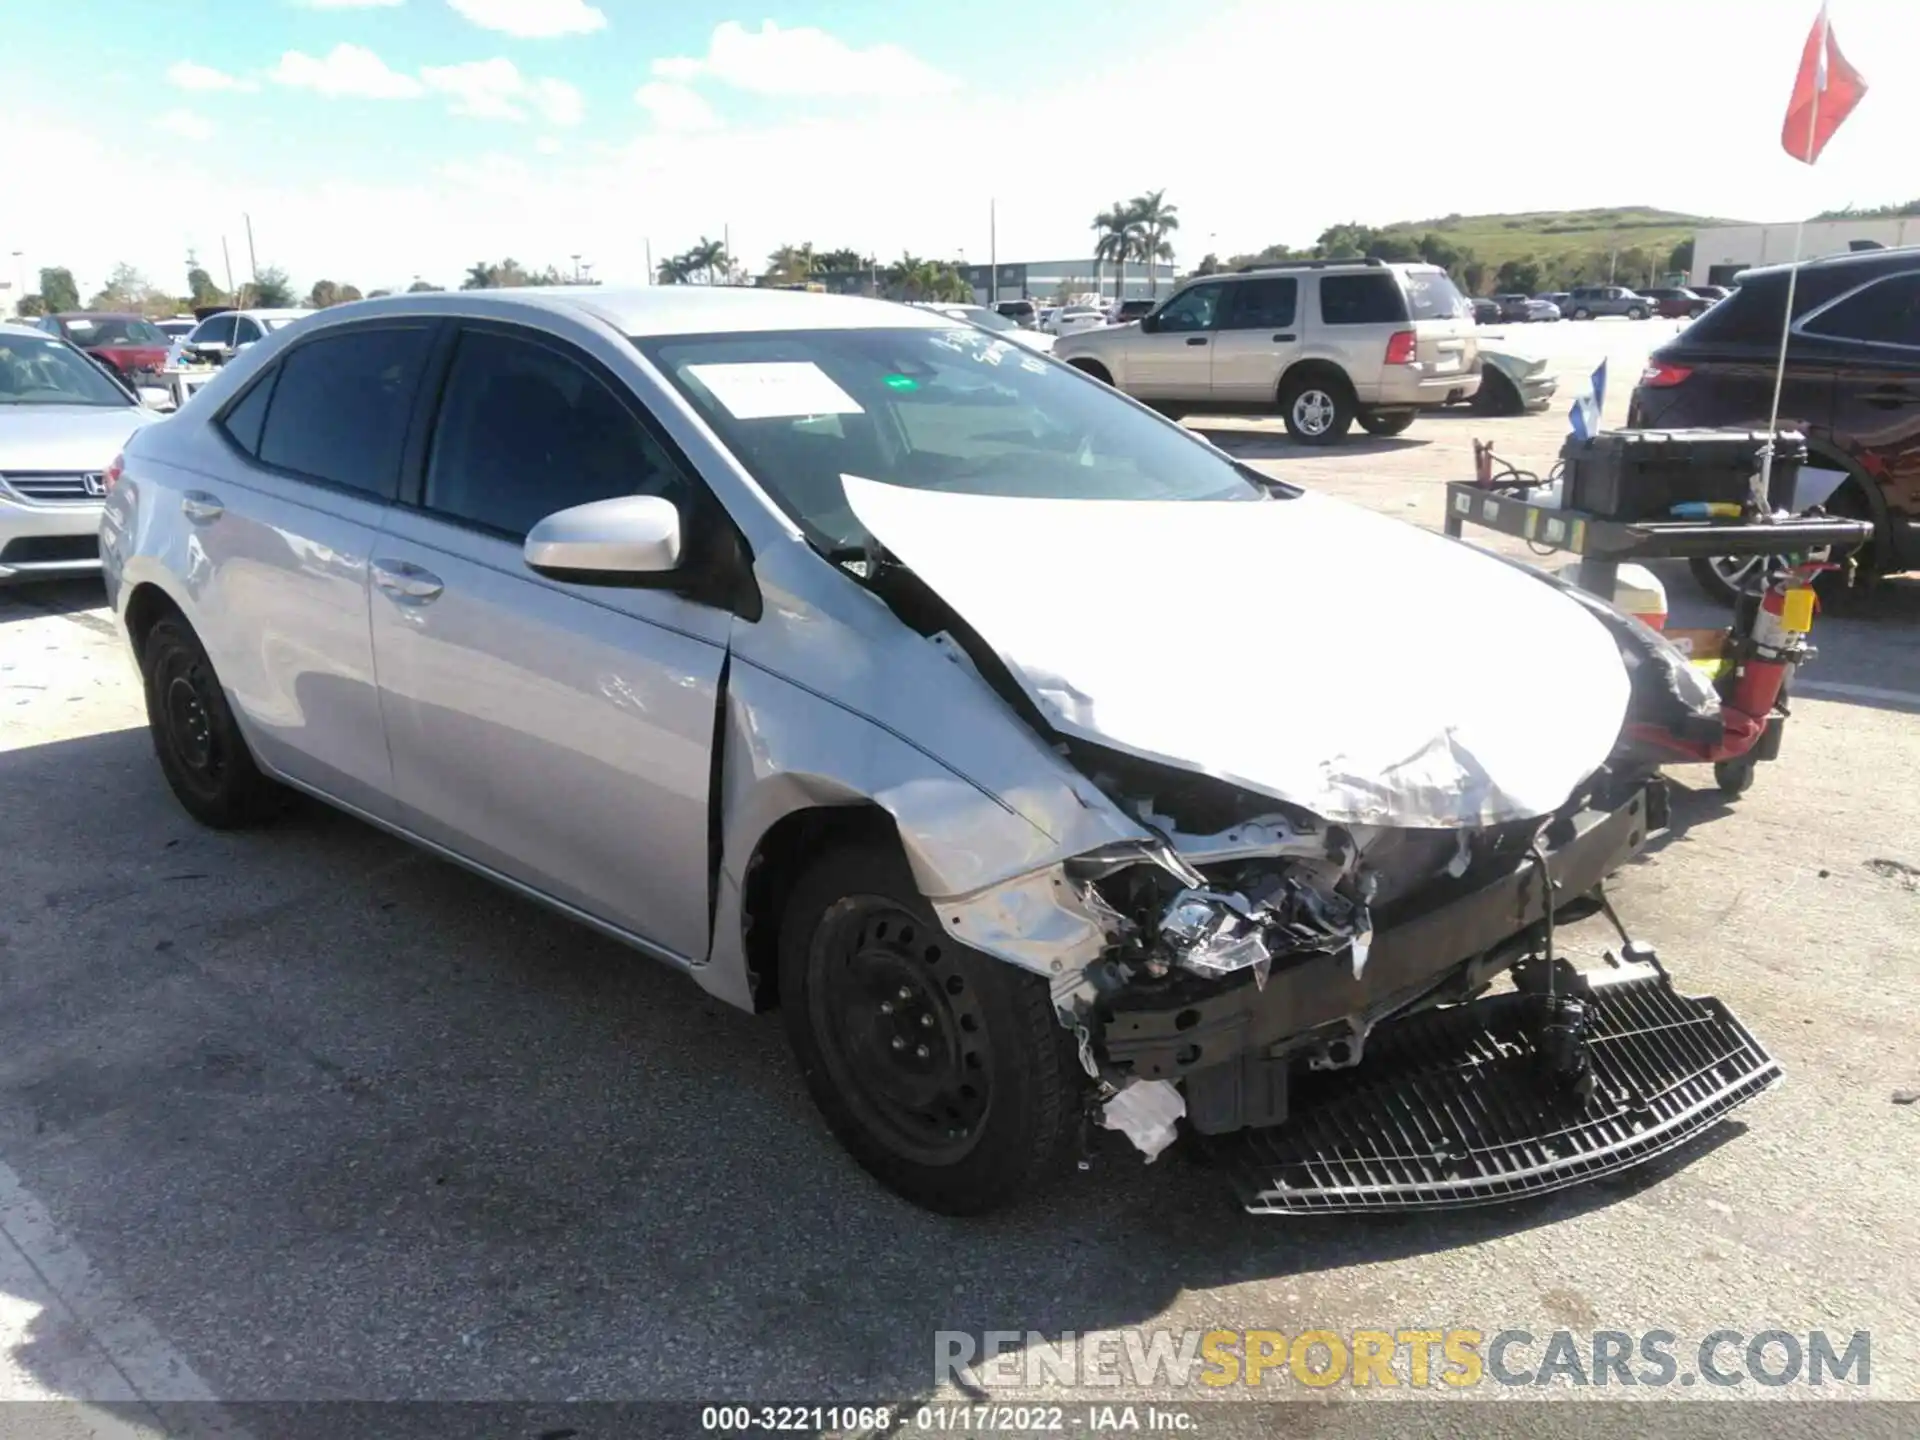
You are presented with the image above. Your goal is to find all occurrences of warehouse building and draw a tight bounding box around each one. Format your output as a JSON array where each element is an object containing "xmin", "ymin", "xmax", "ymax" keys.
[{"xmin": 1691, "ymin": 217, "xmax": 1920, "ymax": 287}]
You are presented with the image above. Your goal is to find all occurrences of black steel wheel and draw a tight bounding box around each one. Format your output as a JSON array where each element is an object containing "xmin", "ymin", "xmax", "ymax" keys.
[
  {"xmin": 1714, "ymin": 757, "xmax": 1756, "ymax": 797},
  {"xmin": 1471, "ymin": 368, "xmax": 1522, "ymax": 416},
  {"xmin": 1356, "ymin": 409, "xmax": 1416, "ymax": 437},
  {"xmin": 141, "ymin": 616, "xmax": 283, "ymax": 828},
  {"xmin": 779, "ymin": 843, "xmax": 1085, "ymax": 1214}
]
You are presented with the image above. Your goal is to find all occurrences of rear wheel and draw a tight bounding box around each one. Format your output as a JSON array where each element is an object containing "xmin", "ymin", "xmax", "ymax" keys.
[
  {"xmin": 1471, "ymin": 369, "xmax": 1522, "ymax": 416},
  {"xmin": 779, "ymin": 844, "xmax": 1086, "ymax": 1214},
  {"xmin": 1627, "ymin": 306, "xmax": 1648, "ymax": 320},
  {"xmin": 1356, "ymin": 409, "xmax": 1415, "ymax": 437},
  {"xmin": 1280, "ymin": 372, "xmax": 1354, "ymax": 444},
  {"xmin": 1067, "ymin": 358, "xmax": 1113, "ymax": 386},
  {"xmin": 140, "ymin": 616, "xmax": 284, "ymax": 828},
  {"xmin": 1572, "ymin": 307, "xmax": 1592, "ymax": 320}
]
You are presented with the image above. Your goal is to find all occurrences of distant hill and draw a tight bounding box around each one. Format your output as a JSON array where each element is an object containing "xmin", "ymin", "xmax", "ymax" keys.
[
  {"xmin": 1375, "ymin": 207, "xmax": 1747, "ymax": 268},
  {"xmin": 1204, "ymin": 207, "xmax": 1749, "ymax": 293}
]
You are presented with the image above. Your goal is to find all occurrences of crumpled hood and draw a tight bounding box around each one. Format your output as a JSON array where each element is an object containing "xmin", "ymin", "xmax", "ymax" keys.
[{"xmin": 844, "ymin": 476, "xmax": 1632, "ymax": 829}]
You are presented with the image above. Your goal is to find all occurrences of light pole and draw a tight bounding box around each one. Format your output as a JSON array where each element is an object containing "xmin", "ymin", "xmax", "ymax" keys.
[
  {"xmin": 8, "ymin": 251, "xmax": 22, "ymax": 316},
  {"xmin": 570, "ymin": 253, "xmax": 581, "ymax": 283}
]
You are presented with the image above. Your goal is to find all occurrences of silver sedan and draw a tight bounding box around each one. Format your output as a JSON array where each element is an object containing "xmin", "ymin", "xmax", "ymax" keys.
[{"xmin": 101, "ymin": 287, "xmax": 1745, "ymax": 1214}]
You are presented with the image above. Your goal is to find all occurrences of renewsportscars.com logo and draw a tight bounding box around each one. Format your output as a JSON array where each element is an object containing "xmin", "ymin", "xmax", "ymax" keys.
[{"xmin": 935, "ymin": 1328, "xmax": 1873, "ymax": 1391}]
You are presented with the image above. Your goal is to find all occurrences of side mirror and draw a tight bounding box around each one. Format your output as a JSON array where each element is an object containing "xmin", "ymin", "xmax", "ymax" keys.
[
  {"xmin": 1138, "ymin": 313, "xmax": 1159, "ymax": 333},
  {"xmin": 524, "ymin": 494, "xmax": 682, "ymax": 579}
]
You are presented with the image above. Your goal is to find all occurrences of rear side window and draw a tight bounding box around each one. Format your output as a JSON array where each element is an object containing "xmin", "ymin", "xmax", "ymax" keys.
[
  {"xmin": 1683, "ymin": 279, "xmax": 1794, "ymax": 346},
  {"xmin": 256, "ymin": 325, "xmax": 433, "ymax": 498},
  {"xmin": 423, "ymin": 328, "xmax": 691, "ymax": 539},
  {"xmin": 1220, "ymin": 278, "xmax": 1297, "ymax": 330},
  {"xmin": 1803, "ymin": 273, "xmax": 1920, "ymax": 349},
  {"xmin": 193, "ymin": 315, "xmax": 236, "ymax": 346},
  {"xmin": 1402, "ymin": 269, "xmax": 1467, "ymax": 320},
  {"xmin": 1319, "ymin": 274, "xmax": 1408, "ymax": 325},
  {"xmin": 218, "ymin": 373, "xmax": 277, "ymax": 455}
]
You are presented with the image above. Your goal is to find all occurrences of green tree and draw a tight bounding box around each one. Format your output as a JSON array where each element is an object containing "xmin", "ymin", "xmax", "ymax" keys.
[
  {"xmin": 366, "ymin": 289, "xmax": 394, "ymax": 298},
  {"xmin": 462, "ymin": 262, "xmax": 496, "ymax": 290},
  {"xmin": 814, "ymin": 247, "xmax": 870, "ymax": 275},
  {"xmin": 185, "ymin": 252, "xmax": 226, "ymax": 308},
  {"xmin": 1667, "ymin": 237, "xmax": 1694, "ymax": 276},
  {"xmin": 764, "ymin": 242, "xmax": 821, "ymax": 285},
  {"xmin": 406, "ymin": 280, "xmax": 443, "ymax": 293},
  {"xmin": 1193, "ymin": 252, "xmax": 1223, "ymax": 276},
  {"xmin": 246, "ymin": 266, "xmax": 297, "ymax": 308},
  {"xmin": 1495, "ymin": 258, "xmax": 1543, "ymax": 295},
  {"xmin": 39, "ymin": 267, "xmax": 80, "ymax": 312},
  {"xmin": 1129, "ymin": 189, "xmax": 1179, "ymax": 295},
  {"xmin": 90, "ymin": 263, "xmax": 159, "ymax": 311},
  {"xmin": 309, "ymin": 279, "xmax": 342, "ymax": 308},
  {"xmin": 1092, "ymin": 201, "xmax": 1141, "ymax": 304},
  {"xmin": 655, "ymin": 255, "xmax": 690, "ymax": 284},
  {"xmin": 681, "ymin": 237, "xmax": 728, "ymax": 284},
  {"xmin": 16, "ymin": 294, "xmax": 49, "ymax": 317}
]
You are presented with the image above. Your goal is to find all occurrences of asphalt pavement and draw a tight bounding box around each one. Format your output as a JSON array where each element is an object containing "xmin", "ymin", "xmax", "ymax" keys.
[{"xmin": 0, "ymin": 317, "xmax": 1915, "ymax": 1438}]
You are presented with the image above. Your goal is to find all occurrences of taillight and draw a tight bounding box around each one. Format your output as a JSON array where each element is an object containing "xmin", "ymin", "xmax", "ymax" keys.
[
  {"xmin": 1384, "ymin": 330, "xmax": 1417, "ymax": 365},
  {"xmin": 103, "ymin": 454, "xmax": 124, "ymax": 495},
  {"xmin": 1640, "ymin": 360, "xmax": 1692, "ymax": 388}
]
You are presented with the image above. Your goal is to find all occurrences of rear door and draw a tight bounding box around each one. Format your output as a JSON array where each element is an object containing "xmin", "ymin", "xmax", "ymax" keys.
[
  {"xmin": 367, "ymin": 321, "xmax": 732, "ymax": 962},
  {"xmin": 184, "ymin": 320, "xmax": 437, "ymax": 818},
  {"xmin": 1805, "ymin": 270, "xmax": 1920, "ymax": 551},
  {"xmin": 1209, "ymin": 277, "xmax": 1301, "ymax": 404},
  {"xmin": 1125, "ymin": 281, "xmax": 1226, "ymax": 399},
  {"xmin": 1400, "ymin": 267, "xmax": 1478, "ymax": 378}
]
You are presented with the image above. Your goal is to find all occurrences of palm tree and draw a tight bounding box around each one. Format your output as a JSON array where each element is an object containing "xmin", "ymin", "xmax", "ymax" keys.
[
  {"xmin": 1130, "ymin": 189, "xmax": 1180, "ymax": 296},
  {"xmin": 765, "ymin": 242, "xmax": 819, "ymax": 285},
  {"xmin": 655, "ymin": 255, "xmax": 690, "ymax": 285},
  {"xmin": 462, "ymin": 261, "xmax": 496, "ymax": 290},
  {"xmin": 1092, "ymin": 202, "xmax": 1140, "ymax": 307},
  {"xmin": 683, "ymin": 236, "xmax": 728, "ymax": 285}
]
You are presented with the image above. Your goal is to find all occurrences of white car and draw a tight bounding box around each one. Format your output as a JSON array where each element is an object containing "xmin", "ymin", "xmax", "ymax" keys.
[
  {"xmin": 165, "ymin": 308, "xmax": 314, "ymax": 370},
  {"xmin": 912, "ymin": 303, "xmax": 1055, "ymax": 353},
  {"xmin": 1047, "ymin": 306, "xmax": 1108, "ymax": 338}
]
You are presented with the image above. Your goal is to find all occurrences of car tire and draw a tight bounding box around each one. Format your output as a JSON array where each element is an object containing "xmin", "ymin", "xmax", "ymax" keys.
[
  {"xmin": 140, "ymin": 616, "xmax": 285, "ymax": 828},
  {"xmin": 1280, "ymin": 372, "xmax": 1355, "ymax": 444},
  {"xmin": 1470, "ymin": 369, "xmax": 1522, "ymax": 417},
  {"xmin": 778, "ymin": 842, "xmax": 1086, "ymax": 1215},
  {"xmin": 1627, "ymin": 306, "xmax": 1647, "ymax": 320},
  {"xmin": 1572, "ymin": 307, "xmax": 1592, "ymax": 320},
  {"xmin": 1067, "ymin": 358, "xmax": 1113, "ymax": 385},
  {"xmin": 1356, "ymin": 410, "xmax": 1416, "ymax": 437}
]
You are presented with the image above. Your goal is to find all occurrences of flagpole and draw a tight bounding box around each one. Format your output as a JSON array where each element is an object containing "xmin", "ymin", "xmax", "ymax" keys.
[{"xmin": 1759, "ymin": 4, "xmax": 1827, "ymax": 507}]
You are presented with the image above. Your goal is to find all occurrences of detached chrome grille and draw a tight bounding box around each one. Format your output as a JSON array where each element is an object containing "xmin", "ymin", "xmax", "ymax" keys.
[
  {"xmin": 2, "ymin": 473, "xmax": 101, "ymax": 503},
  {"xmin": 1224, "ymin": 971, "xmax": 1780, "ymax": 1213}
]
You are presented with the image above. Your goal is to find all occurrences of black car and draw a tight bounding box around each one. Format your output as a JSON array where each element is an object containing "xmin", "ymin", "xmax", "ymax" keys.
[
  {"xmin": 1111, "ymin": 298, "xmax": 1156, "ymax": 323},
  {"xmin": 1627, "ymin": 245, "xmax": 1920, "ymax": 600},
  {"xmin": 1470, "ymin": 297, "xmax": 1500, "ymax": 324}
]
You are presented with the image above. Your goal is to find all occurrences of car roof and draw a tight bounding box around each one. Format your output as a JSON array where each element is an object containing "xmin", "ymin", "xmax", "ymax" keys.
[
  {"xmin": 1738, "ymin": 243, "xmax": 1920, "ymax": 285},
  {"xmin": 53, "ymin": 311, "xmax": 145, "ymax": 321},
  {"xmin": 330, "ymin": 286, "xmax": 949, "ymax": 336}
]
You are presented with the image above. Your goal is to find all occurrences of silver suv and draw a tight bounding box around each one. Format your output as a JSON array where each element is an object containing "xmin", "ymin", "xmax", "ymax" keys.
[
  {"xmin": 1053, "ymin": 260, "xmax": 1480, "ymax": 443},
  {"xmin": 1561, "ymin": 285, "xmax": 1652, "ymax": 320}
]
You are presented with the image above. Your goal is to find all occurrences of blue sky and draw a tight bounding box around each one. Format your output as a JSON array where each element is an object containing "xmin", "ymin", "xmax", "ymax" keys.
[{"xmin": 6, "ymin": 0, "xmax": 1917, "ymax": 301}]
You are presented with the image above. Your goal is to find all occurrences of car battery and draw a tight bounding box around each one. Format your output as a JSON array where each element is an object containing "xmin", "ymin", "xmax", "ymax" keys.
[{"xmin": 1559, "ymin": 429, "xmax": 1805, "ymax": 522}]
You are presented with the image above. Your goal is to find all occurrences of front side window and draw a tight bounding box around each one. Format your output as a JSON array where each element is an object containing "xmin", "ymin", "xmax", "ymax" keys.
[
  {"xmin": 1220, "ymin": 278, "xmax": 1297, "ymax": 330},
  {"xmin": 235, "ymin": 318, "xmax": 264, "ymax": 345},
  {"xmin": 1803, "ymin": 273, "xmax": 1920, "ymax": 348},
  {"xmin": 255, "ymin": 325, "xmax": 433, "ymax": 498},
  {"xmin": 424, "ymin": 328, "xmax": 691, "ymax": 539},
  {"xmin": 0, "ymin": 333, "xmax": 135, "ymax": 407},
  {"xmin": 1154, "ymin": 283, "xmax": 1225, "ymax": 333},
  {"xmin": 193, "ymin": 315, "xmax": 237, "ymax": 346},
  {"xmin": 1320, "ymin": 274, "xmax": 1407, "ymax": 325},
  {"xmin": 642, "ymin": 325, "xmax": 1268, "ymax": 551}
]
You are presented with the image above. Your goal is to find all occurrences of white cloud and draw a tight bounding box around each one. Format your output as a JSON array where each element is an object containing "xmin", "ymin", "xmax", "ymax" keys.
[
  {"xmin": 294, "ymin": 0, "xmax": 404, "ymax": 8},
  {"xmin": 650, "ymin": 21, "xmax": 957, "ymax": 99},
  {"xmin": 446, "ymin": 0, "xmax": 606, "ymax": 38},
  {"xmin": 158, "ymin": 109, "xmax": 217, "ymax": 141},
  {"xmin": 270, "ymin": 44, "xmax": 425, "ymax": 99},
  {"xmin": 167, "ymin": 60, "xmax": 257, "ymax": 93},
  {"xmin": 633, "ymin": 81, "xmax": 718, "ymax": 133},
  {"xmin": 420, "ymin": 59, "xmax": 584, "ymax": 125}
]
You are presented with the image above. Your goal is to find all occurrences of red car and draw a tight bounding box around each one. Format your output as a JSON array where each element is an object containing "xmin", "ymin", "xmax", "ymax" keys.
[
  {"xmin": 39, "ymin": 312, "xmax": 171, "ymax": 382},
  {"xmin": 1638, "ymin": 287, "xmax": 1711, "ymax": 320}
]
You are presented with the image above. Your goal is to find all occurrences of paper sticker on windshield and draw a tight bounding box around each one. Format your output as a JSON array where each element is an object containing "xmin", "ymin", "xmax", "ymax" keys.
[{"xmin": 686, "ymin": 362, "xmax": 864, "ymax": 420}]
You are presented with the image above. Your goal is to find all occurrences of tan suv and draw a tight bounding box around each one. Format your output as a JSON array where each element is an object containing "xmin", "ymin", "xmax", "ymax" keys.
[{"xmin": 1053, "ymin": 260, "xmax": 1481, "ymax": 443}]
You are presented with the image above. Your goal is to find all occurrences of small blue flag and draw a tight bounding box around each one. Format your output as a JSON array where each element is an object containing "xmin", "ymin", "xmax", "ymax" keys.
[{"xmin": 1569, "ymin": 358, "xmax": 1608, "ymax": 441}]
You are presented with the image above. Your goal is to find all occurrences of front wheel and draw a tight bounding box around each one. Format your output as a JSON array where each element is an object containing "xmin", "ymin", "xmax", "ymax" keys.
[
  {"xmin": 1356, "ymin": 410, "xmax": 1416, "ymax": 437},
  {"xmin": 1714, "ymin": 757, "xmax": 1756, "ymax": 797},
  {"xmin": 1471, "ymin": 369, "xmax": 1522, "ymax": 416},
  {"xmin": 1572, "ymin": 307, "xmax": 1592, "ymax": 320},
  {"xmin": 1627, "ymin": 306, "xmax": 1648, "ymax": 320},
  {"xmin": 779, "ymin": 844, "xmax": 1086, "ymax": 1214},
  {"xmin": 1280, "ymin": 374, "xmax": 1354, "ymax": 444}
]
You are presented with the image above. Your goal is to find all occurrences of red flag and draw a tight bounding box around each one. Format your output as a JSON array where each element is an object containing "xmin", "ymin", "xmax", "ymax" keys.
[{"xmin": 1782, "ymin": 4, "xmax": 1867, "ymax": 163}]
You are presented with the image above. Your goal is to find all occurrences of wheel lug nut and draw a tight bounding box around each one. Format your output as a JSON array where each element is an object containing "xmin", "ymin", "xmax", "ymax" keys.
[
  {"xmin": 879, "ymin": 1002, "xmax": 894, "ymax": 1015},
  {"xmin": 920, "ymin": 1014, "xmax": 934, "ymax": 1028},
  {"xmin": 897, "ymin": 986, "xmax": 912, "ymax": 1000},
  {"xmin": 915, "ymin": 1045, "xmax": 930, "ymax": 1059},
  {"xmin": 891, "ymin": 1037, "xmax": 906, "ymax": 1051}
]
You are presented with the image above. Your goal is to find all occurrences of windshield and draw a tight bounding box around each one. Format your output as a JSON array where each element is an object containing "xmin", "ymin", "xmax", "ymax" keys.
[
  {"xmin": 260, "ymin": 316, "xmax": 300, "ymax": 332},
  {"xmin": 0, "ymin": 334, "xmax": 134, "ymax": 407},
  {"xmin": 641, "ymin": 326, "xmax": 1267, "ymax": 549},
  {"xmin": 1403, "ymin": 269, "xmax": 1469, "ymax": 320},
  {"xmin": 954, "ymin": 306, "xmax": 1018, "ymax": 334},
  {"xmin": 62, "ymin": 317, "xmax": 165, "ymax": 347}
]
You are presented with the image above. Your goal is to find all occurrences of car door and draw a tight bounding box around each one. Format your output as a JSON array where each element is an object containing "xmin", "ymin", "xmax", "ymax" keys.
[
  {"xmin": 1208, "ymin": 277, "xmax": 1301, "ymax": 404},
  {"xmin": 366, "ymin": 321, "xmax": 731, "ymax": 963},
  {"xmin": 185, "ymin": 319, "xmax": 437, "ymax": 818},
  {"xmin": 1126, "ymin": 281, "xmax": 1226, "ymax": 399},
  {"xmin": 188, "ymin": 313, "xmax": 237, "ymax": 364},
  {"xmin": 1805, "ymin": 270, "xmax": 1920, "ymax": 551}
]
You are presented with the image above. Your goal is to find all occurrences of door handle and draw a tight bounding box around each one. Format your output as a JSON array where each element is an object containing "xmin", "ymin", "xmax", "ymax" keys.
[
  {"xmin": 371, "ymin": 559, "xmax": 444, "ymax": 604},
  {"xmin": 1185, "ymin": 337, "xmax": 1208, "ymax": 346},
  {"xmin": 1862, "ymin": 388, "xmax": 1913, "ymax": 409},
  {"xmin": 180, "ymin": 491, "xmax": 223, "ymax": 524},
  {"xmin": 1272, "ymin": 333, "xmax": 1297, "ymax": 342}
]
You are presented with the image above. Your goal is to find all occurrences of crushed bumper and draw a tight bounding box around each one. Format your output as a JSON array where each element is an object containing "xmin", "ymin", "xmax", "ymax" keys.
[{"xmin": 1217, "ymin": 964, "xmax": 1780, "ymax": 1212}]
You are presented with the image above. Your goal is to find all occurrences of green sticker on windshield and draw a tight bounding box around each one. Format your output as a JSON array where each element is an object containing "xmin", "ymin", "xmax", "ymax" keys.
[{"xmin": 882, "ymin": 373, "xmax": 919, "ymax": 391}]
